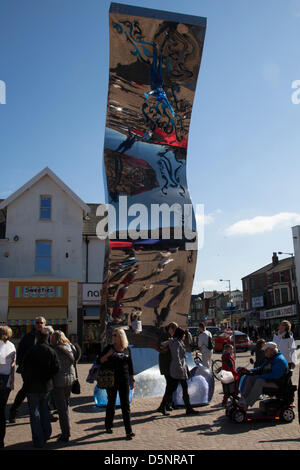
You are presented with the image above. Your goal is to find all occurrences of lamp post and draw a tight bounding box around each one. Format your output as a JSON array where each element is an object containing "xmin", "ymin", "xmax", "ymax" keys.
[
  {"xmin": 278, "ymin": 251, "xmax": 300, "ymax": 337},
  {"xmin": 220, "ymin": 278, "xmax": 236, "ymax": 358}
]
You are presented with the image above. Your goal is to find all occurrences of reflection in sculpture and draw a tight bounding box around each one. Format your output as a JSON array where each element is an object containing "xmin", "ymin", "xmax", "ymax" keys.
[{"xmin": 101, "ymin": 4, "xmax": 207, "ymax": 354}]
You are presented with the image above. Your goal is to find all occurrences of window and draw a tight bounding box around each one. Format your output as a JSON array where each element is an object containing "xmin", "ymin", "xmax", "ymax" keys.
[
  {"xmin": 281, "ymin": 288, "xmax": 289, "ymax": 304},
  {"xmin": 40, "ymin": 196, "xmax": 51, "ymax": 220},
  {"xmin": 274, "ymin": 289, "xmax": 280, "ymax": 305},
  {"xmin": 35, "ymin": 241, "xmax": 51, "ymax": 272},
  {"xmin": 279, "ymin": 271, "xmax": 285, "ymax": 282}
]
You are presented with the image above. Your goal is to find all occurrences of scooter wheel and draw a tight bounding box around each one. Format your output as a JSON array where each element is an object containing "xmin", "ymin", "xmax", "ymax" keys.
[
  {"xmin": 280, "ymin": 407, "xmax": 295, "ymax": 423},
  {"xmin": 231, "ymin": 409, "xmax": 247, "ymax": 423}
]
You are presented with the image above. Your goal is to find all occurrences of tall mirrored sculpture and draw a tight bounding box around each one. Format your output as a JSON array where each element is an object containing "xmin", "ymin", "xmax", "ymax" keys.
[{"xmin": 101, "ymin": 3, "xmax": 207, "ymax": 352}]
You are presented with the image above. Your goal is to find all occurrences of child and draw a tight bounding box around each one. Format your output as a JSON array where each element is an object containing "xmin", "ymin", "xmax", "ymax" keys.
[{"xmin": 221, "ymin": 344, "xmax": 237, "ymax": 406}]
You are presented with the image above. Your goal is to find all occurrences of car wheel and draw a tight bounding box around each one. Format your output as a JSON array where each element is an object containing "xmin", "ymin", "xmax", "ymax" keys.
[
  {"xmin": 280, "ymin": 407, "xmax": 295, "ymax": 423},
  {"xmin": 231, "ymin": 409, "xmax": 247, "ymax": 423}
]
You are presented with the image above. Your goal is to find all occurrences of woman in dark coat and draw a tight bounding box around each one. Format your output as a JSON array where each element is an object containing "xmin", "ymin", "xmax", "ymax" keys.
[
  {"xmin": 157, "ymin": 327, "xmax": 198, "ymax": 416},
  {"xmin": 98, "ymin": 328, "xmax": 135, "ymax": 440}
]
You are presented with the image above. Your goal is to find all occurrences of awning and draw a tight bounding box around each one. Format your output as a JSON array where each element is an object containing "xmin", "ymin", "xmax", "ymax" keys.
[
  {"xmin": 8, "ymin": 319, "xmax": 68, "ymax": 326},
  {"xmin": 8, "ymin": 306, "xmax": 68, "ymax": 321}
]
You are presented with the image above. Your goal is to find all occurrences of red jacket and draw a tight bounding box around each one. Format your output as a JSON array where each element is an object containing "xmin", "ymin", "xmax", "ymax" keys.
[{"xmin": 222, "ymin": 352, "xmax": 237, "ymax": 378}]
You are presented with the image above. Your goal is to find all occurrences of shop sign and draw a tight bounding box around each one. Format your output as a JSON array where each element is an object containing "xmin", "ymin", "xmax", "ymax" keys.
[
  {"xmin": 260, "ymin": 304, "xmax": 296, "ymax": 320},
  {"xmin": 9, "ymin": 282, "xmax": 68, "ymax": 306},
  {"xmin": 252, "ymin": 296, "xmax": 264, "ymax": 308},
  {"xmin": 82, "ymin": 283, "xmax": 102, "ymax": 305}
]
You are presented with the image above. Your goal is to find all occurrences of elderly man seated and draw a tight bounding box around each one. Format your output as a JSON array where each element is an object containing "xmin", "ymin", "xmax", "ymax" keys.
[{"xmin": 238, "ymin": 342, "xmax": 288, "ymax": 410}]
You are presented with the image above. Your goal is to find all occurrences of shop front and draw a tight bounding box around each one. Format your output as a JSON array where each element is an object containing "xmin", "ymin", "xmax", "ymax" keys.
[
  {"xmin": 80, "ymin": 283, "xmax": 102, "ymax": 359},
  {"xmin": 260, "ymin": 304, "xmax": 297, "ymax": 337},
  {"xmin": 8, "ymin": 281, "xmax": 69, "ymax": 344}
]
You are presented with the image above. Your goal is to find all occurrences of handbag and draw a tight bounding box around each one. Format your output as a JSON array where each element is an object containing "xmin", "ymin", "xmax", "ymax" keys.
[
  {"xmin": 97, "ymin": 368, "xmax": 115, "ymax": 389},
  {"xmin": 71, "ymin": 362, "xmax": 81, "ymax": 395}
]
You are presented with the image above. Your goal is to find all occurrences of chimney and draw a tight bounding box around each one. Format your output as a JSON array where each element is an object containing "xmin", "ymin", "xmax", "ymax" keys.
[{"xmin": 272, "ymin": 252, "xmax": 279, "ymax": 266}]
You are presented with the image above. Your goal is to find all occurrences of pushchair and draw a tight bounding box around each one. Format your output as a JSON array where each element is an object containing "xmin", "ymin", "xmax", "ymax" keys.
[{"xmin": 222, "ymin": 367, "xmax": 297, "ymax": 424}]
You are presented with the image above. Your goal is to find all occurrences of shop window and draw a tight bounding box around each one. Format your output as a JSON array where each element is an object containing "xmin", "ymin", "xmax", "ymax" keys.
[
  {"xmin": 274, "ymin": 289, "xmax": 280, "ymax": 305},
  {"xmin": 281, "ymin": 288, "xmax": 289, "ymax": 304},
  {"xmin": 35, "ymin": 240, "xmax": 52, "ymax": 272},
  {"xmin": 40, "ymin": 196, "xmax": 52, "ymax": 220}
]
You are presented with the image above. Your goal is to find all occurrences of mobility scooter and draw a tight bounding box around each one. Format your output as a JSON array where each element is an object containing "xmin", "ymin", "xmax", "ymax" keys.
[{"xmin": 223, "ymin": 364, "xmax": 297, "ymax": 424}]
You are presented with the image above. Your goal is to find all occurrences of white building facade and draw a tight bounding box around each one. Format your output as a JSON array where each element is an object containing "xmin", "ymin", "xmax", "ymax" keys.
[{"xmin": 0, "ymin": 167, "xmax": 105, "ymax": 347}]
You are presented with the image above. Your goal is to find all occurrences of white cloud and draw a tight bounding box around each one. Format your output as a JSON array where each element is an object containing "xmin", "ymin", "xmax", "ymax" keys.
[
  {"xmin": 196, "ymin": 213, "xmax": 214, "ymax": 226},
  {"xmin": 196, "ymin": 209, "xmax": 221, "ymax": 227},
  {"xmin": 225, "ymin": 212, "xmax": 300, "ymax": 236}
]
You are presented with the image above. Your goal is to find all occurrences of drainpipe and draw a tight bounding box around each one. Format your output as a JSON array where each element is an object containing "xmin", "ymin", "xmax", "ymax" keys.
[{"xmin": 85, "ymin": 236, "xmax": 89, "ymax": 283}]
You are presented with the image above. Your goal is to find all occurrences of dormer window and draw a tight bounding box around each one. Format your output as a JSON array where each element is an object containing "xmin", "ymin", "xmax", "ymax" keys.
[{"xmin": 40, "ymin": 196, "xmax": 51, "ymax": 220}]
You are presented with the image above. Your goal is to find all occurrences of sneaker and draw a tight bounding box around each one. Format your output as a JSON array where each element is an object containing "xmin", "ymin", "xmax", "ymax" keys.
[
  {"xmin": 105, "ymin": 428, "xmax": 113, "ymax": 434},
  {"xmin": 126, "ymin": 432, "xmax": 135, "ymax": 440}
]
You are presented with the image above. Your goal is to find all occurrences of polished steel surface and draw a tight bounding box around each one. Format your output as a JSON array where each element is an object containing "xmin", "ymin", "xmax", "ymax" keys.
[{"xmin": 102, "ymin": 3, "xmax": 206, "ymax": 346}]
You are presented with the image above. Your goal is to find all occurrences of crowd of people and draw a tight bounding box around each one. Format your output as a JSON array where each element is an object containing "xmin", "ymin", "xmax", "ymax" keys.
[
  {"xmin": 0, "ymin": 316, "xmax": 80, "ymax": 449},
  {"xmin": 0, "ymin": 316, "xmax": 298, "ymax": 449}
]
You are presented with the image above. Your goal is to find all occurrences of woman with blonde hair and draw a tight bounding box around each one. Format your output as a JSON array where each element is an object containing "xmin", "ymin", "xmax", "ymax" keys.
[
  {"xmin": 0, "ymin": 326, "xmax": 16, "ymax": 448},
  {"xmin": 98, "ymin": 328, "xmax": 135, "ymax": 439},
  {"xmin": 50, "ymin": 330, "xmax": 76, "ymax": 444}
]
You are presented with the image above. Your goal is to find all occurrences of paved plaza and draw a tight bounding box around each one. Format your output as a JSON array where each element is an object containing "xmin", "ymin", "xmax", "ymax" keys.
[{"xmin": 3, "ymin": 352, "xmax": 300, "ymax": 452}]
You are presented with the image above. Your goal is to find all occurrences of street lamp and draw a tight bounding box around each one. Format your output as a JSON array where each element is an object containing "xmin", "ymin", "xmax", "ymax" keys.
[{"xmin": 219, "ymin": 278, "xmax": 236, "ymax": 357}]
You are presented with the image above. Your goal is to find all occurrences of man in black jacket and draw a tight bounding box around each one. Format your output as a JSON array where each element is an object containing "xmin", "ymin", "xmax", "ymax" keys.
[
  {"xmin": 22, "ymin": 328, "xmax": 60, "ymax": 448},
  {"xmin": 9, "ymin": 316, "xmax": 46, "ymax": 423}
]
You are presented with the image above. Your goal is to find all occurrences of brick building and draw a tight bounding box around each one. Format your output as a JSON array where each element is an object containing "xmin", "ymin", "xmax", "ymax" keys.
[{"xmin": 242, "ymin": 252, "xmax": 299, "ymax": 338}]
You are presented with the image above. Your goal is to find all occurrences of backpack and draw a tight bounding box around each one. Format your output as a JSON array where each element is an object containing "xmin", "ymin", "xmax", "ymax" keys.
[{"xmin": 207, "ymin": 334, "xmax": 214, "ymax": 351}]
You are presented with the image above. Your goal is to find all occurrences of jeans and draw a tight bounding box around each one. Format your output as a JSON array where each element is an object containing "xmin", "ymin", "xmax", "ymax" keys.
[
  {"xmin": 161, "ymin": 376, "xmax": 193, "ymax": 411},
  {"xmin": 159, "ymin": 374, "xmax": 176, "ymax": 408},
  {"xmin": 27, "ymin": 392, "xmax": 52, "ymax": 448},
  {"xmin": 105, "ymin": 379, "xmax": 132, "ymax": 435},
  {"xmin": 240, "ymin": 376, "xmax": 278, "ymax": 407},
  {"xmin": 52, "ymin": 386, "xmax": 71, "ymax": 438},
  {"xmin": 0, "ymin": 375, "xmax": 11, "ymax": 446}
]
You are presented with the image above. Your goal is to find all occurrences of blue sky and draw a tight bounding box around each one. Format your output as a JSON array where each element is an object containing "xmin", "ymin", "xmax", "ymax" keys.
[{"xmin": 1, "ymin": 0, "xmax": 300, "ymax": 293}]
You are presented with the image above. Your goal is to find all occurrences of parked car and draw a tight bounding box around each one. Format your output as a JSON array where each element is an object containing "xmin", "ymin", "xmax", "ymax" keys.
[
  {"xmin": 206, "ymin": 326, "xmax": 221, "ymax": 337},
  {"xmin": 213, "ymin": 330, "xmax": 252, "ymax": 352}
]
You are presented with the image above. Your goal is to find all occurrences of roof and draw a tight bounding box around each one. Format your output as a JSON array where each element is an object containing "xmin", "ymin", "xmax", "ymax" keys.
[
  {"xmin": 0, "ymin": 167, "xmax": 91, "ymax": 214},
  {"xmin": 242, "ymin": 256, "xmax": 293, "ymax": 279}
]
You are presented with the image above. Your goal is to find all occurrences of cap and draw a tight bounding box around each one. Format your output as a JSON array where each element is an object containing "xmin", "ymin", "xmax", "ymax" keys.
[{"xmin": 262, "ymin": 341, "xmax": 278, "ymax": 352}]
